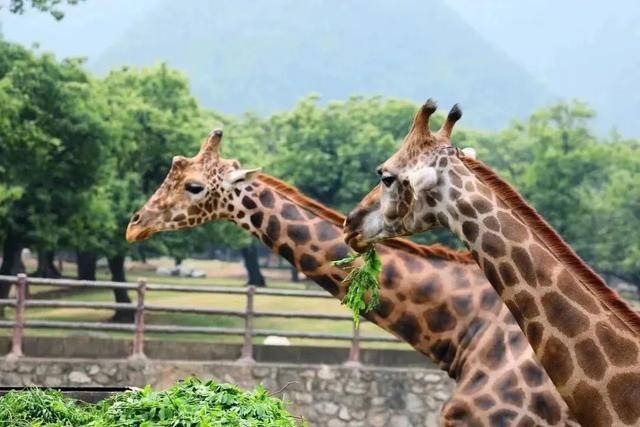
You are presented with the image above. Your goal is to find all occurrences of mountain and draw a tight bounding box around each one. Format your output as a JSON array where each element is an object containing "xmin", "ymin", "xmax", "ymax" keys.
[{"xmin": 89, "ymin": 0, "xmax": 552, "ymax": 129}]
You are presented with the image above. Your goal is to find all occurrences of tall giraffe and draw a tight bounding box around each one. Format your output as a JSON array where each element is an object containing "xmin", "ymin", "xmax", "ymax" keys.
[
  {"xmin": 125, "ymin": 130, "xmax": 578, "ymax": 426},
  {"xmin": 344, "ymin": 100, "xmax": 640, "ymax": 426}
]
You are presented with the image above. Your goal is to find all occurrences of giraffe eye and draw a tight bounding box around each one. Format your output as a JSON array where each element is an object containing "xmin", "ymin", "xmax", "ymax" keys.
[
  {"xmin": 185, "ymin": 182, "xmax": 205, "ymax": 194},
  {"xmin": 381, "ymin": 174, "xmax": 396, "ymax": 188}
]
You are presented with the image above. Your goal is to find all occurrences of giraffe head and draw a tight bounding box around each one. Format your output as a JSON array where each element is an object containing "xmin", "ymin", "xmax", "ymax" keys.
[
  {"xmin": 125, "ymin": 129, "xmax": 261, "ymax": 242},
  {"xmin": 344, "ymin": 100, "xmax": 472, "ymax": 251}
]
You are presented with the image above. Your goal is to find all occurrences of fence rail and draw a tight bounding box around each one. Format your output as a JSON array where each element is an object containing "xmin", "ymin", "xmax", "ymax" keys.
[{"xmin": 0, "ymin": 274, "xmax": 399, "ymax": 364}]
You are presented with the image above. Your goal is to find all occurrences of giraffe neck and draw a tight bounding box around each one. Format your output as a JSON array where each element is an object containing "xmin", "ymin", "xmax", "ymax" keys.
[
  {"xmin": 427, "ymin": 151, "xmax": 640, "ymax": 426},
  {"xmin": 226, "ymin": 174, "xmax": 509, "ymax": 377}
]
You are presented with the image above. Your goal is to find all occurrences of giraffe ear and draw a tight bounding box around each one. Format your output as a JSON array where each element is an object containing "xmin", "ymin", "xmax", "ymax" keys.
[
  {"xmin": 461, "ymin": 147, "xmax": 476, "ymax": 159},
  {"xmin": 223, "ymin": 168, "xmax": 262, "ymax": 190},
  {"xmin": 405, "ymin": 166, "xmax": 438, "ymax": 199}
]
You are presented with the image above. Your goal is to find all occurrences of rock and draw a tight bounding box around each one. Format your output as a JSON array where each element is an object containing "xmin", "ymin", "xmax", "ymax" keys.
[
  {"xmin": 87, "ymin": 365, "xmax": 101, "ymax": 375},
  {"xmin": 405, "ymin": 393, "xmax": 424, "ymax": 412},
  {"xmin": 317, "ymin": 402, "xmax": 339, "ymax": 416},
  {"xmin": 327, "ymin": 419, "xmax": 346, "ymax": 427},
  {"xmin": 68, "ymin": 371, "xmax": 91, "ymax": 384},
  {"xmin": 345, "ymin": 381, "xmax": 368, "ymax": 395},
  {"xmin": 338, "ymin": 406, "xmax": 351, "ymax": 421},
  {"xmin": 317, "ymin": 365, "xmax": 335, "ymax": 380},
  {"xmin": 251, "ymin": 367, "xmax": 272, "ymax": 378},
  {"xmin": 389, "ymin": 414, "xmax": 410, "ymax": 427},
  {"xmin": 263, "ymin": 335, "xmax": 290, "ymax": 346},
  {"xmin": 423, "ymin": 373, "xmax": 443, "ymax": 383}
]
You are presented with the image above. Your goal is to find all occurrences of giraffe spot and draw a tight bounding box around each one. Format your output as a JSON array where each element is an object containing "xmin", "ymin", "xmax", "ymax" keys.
[
  {"xmin": 250, "ymin": 212, "xmax": 263, "ymax": 229},
  {"xmin": 172, "ymin": 213, "xmax": 186, "ymax": 222},
  {"xmin": 452, "ymin": 295, "xmax": 472, "ymax": 316},
  {"xmin": 529, "ymin": 243, "xmax": 559, "ymax": 286},
  {"xmin": 390, "ymin": 314, "xmax": 420, "ymax": 345},
  {"xmin": 507, "ymin": 330, "xmax": 527, "ymax": 356},
  {"xmin": 557, "ymin": 270, "xmax": 600, "ymax": 314},
  {"xmin": 422, "ymin": 212, "xmax": 436, "ymax": 224},
  {"xmin": 471, "ymin": 196, "xmax": 493, "ymax": 214},
  {"xmin": 374, "ymin": 296, "xmax": 394, "ymax": 318},
  {"xmin": 278, "ymin": 243, "xmax": 294, "ymax": 263},
  {"xmin": 266, "ymin": 216, "xmax": 280, "ymax": 241},
  {"xmin": 575, "ymin": 338, "xmax": 607, "ymax": 380},
  {"xmin": 496, "ymin": 371, "xmax": 524, "ymax": 406},
  {"xmin": 474, "ymin": 395, "xmax": 495, "ymax": 409},
  {"xmin": 516, "ymin": 416, "xmax": 535, "ymax": 427},
  {"xmin": 482, "ymin": 328, "xmax": 506, "ymax": 369},
  {"xmin": 258, "ymin": 189, "xmax": 275, "ymax": 208},
  {"xmin": 449, "ymin": 188, "xmax": 461, "ymax": 200},
  {"xmin": 188, "ymin": 217, "xmax": 197, "ymax": 226},
  {"xmin": 461, "ymin": 369, "xmax": 488, "ymax": 393},
  {"xmin": 431, "ymin": 338, "xmax": 455, "ymax": 366},
  {"xmin": 240, "ymin": 223, "xmax": 249, "ymax": 230},
  {"xmin": 458, "ymin": 318, "xmax": 487, "ymax": 349},
  {"xmin": 187, "ymin": 205, "xmax": 201, "ymax": 216},
  {"xmin": 608, "ymin": 373, "xmax": 640, "ymax": 425},
  {"xmin": 526, "ymin": 321, "xmax": 544, "ymax": 352},
  {"xmin": 436, "ymin": 212, "xmax": 449, "ymax": 227},
  {"xmin": 483, "ymin": 216, "xmax": 500, "ymax": 232},
  {"xmin": 480, "ymin": 289, "xmax": 499, "ymax": 311},
  {"xmin": 233, "ymin": 188, "xmax": 241, "ymax": 197},
  {"xmin": 572, "ymin": 381, "xmax": 612, "ymax": 427},
  {"xmin": 281, "ymin": 203, "xmax": 304, "ymax": 220},
  {"xmin": 529, "ymin": 391, "xmax": 562, "ymax": 425},
  {"xmin": 328, "ymin": 243, "xmax": 349, "ymax": 261},
  {"xmin": 314, "ymin": 221, "xmax": 339, "ymax": 241},
  {"xmin": 443, "ymin": 402, "xmax": 483, "ymax": 427},
  {"xmin": 448, "ymin": 169, "xmax": 463, "ymax": 188},
  {"xmin": 498, "ymin": 262, "xmax": 518, "ymax": 287},
  {"xmin": 241, "ymin": 196, "xmax": 257, "ymax": 209},
  {"xmin": 464, "ymin": 181, "xmax": 475, "ymax": 192},
  {"xmin": 542, "ymin": 292, "xmax": 589, "ymax": 337},
  {"xmin": 520, "ymin": 360, "xmax": 545, "ymax": 387},
  {"xmin": 496, "ymin": 211, "xmax": 528, "ymax": 242},
  {"xmin": 287, "ymin": 224, "xmax": 310, "ymax": 245},
  {"xmin": 299, "ymin": 254, "xmax": 319, "ymax": 272},
  {"xmin": 425, "ymin": 195, "xmax": 437, "ymax": 207},
  {"xmin": 540, "ymin": 337, "xmax": 573, "ymax": 386},
  {"xmin": 447, "ymin": 206, "xmax": 460, "ymax": 221},
  {"xmin": 313, "ymin": 275, "xmax": 339, "ymax": 296},
  {"xmin": 462, "ymin": 221, "xmax": 479, "ymax": 243},
  {"xmin": 457, "ymin": 199, "xmax": 477, "ymax": 218},
  {"xmin": 237, "ymin": 211, "xmax": 245, "ymax": 219},
  {"xmin": 489, "ymin": 409, "xmax": 518, "ymax": 427},
  {"xmin": 260, "ymin": 234, "xmax": 273, "ymax": 247},
  {"xmin": 481, "ymin": 232, "xmax": 506, "ymax": 258},
  {"xmin": 477, "ymin": 182, "xmax": 492, "ymax": 199},
  {"xmin": 227, "ymin": 204, "xmax": 234, "ymax": 212},
  {"xmin": 424, "ymin": 303, "xmax": 457, "ymax": 332},
  {"xmin": 512, "ymin": 246, "xmax": 537, "ymax": 287},
  {"xmin": 514, "ymin": 290, "xmax": 539, "ymax": 319},
  {"xmin": 410, "ymin": 278, "xmax": 440, "ymax": 303},
  {"xmin": 397, "ymin": 251, "xmax": 422, "ymax": 273},
  {"xmin": 381, "ymin": 261, "xmax": 399, "ymax": 289},
  {"xmin": 453, "ymin": 165, "xmax": 470, "ymax": 176},
  {"xmin": 483, "ymin": 260, "xmax": 504, "ymax": 294},
  {"xmin": 439, "ymin": 157, "xmax": 448, "ymax": 167},
  {"xmin": 595, "ymin": 321, "xmax": 639, "ymax": 366}
]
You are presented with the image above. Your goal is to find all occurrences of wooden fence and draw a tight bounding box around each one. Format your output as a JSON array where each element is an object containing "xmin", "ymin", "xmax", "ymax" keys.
[{"xmin": 0, "ymin": 274, "xmax": 400, "ymax": 365}]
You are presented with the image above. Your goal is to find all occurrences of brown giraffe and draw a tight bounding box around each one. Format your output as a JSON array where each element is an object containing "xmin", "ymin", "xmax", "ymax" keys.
[
  {"xmin": 344, "ymin": 99, "xmax": 640, "ymax": 426},
  {"xmin": 125, "ymin": 129, "xmax": 578, "ymax": 426}
]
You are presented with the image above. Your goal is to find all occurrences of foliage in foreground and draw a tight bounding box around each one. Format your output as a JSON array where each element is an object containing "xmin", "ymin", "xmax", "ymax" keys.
[
  {"xmin": 0, "ymin": 378, "xmax": 305, "ymax": 427},
  {"xmin": 332, "ymin": 247, "xmax": 382, "ymax": 325}
]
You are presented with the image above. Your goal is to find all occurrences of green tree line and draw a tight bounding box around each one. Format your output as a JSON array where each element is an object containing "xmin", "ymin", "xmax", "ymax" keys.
[{"xmin": 1, "ymin": 40, "xmax": 639, "ymax": 315}]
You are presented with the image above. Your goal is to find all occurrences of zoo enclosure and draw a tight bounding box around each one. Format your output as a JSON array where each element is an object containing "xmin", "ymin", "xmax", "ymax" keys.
[{"xmin": 0, "ymin": 274, "xmax": 400, "ymax": 364}]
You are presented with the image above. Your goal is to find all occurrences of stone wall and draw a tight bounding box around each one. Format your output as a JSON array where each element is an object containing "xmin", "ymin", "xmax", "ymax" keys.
[{"xmin": 0, "ymin": 357, "xmax": 454, "ymax": 427}]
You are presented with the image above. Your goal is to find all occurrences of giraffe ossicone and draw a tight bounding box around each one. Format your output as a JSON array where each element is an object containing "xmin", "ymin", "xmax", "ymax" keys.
[
  {"xmin": 126, "ymin": 127, "xmax": 578, "ymax": 426},
  {"xmin": 344, "ymin": 99, "xmax": 640, "ymax": 426}
]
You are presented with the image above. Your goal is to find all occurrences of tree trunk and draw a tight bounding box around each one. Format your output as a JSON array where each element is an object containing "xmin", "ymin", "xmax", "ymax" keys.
[
  {"xmin": 290, "ymin": 266, "xmax": 299, "ymax": 283},
  {"xmin": 108, "ymin": 255, "xmax": 133, "ymax": 323},
  {"xmin": 76, "ymin": 251, "xmax": 97, "ymax": 281},
  {"xmin": 34, "ymin": 251, "xmax": 61, "ymax": 278},
  {"xmin": 241, "ymin": 244, "xmax": 265, "ymax": 287},
  {"xmin": 0, "ymin": 237, "xmax": 25, "ymax": 317},
  {"xmin": 174, "ymin": 256, "xmax": 183, "ymax": 266}
]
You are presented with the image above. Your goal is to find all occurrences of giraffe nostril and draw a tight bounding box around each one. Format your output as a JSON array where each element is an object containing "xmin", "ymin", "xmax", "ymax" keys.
[{"xmin": 132, "ymin": 213, "xmax": 141, "ymax": 224}]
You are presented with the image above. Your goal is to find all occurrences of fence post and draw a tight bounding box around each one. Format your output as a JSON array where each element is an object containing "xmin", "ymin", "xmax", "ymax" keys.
[
  {"xmin": 7, "ymin": 273, "xmax": 27, "ymax": 360},
  {"xmin": 344, "ymin": 320, "xmax": 362, "ymax": 367},
  {"xmin": 238, "ymin": 285, "xmax": 255, "ymax": 364},
  {"xmin": 130, "ymin": 278, "xmax": 147, "ymax": 361}
]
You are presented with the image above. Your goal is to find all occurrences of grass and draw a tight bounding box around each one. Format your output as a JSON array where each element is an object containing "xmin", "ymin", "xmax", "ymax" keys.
[{"xmin": 1, "ymin": 258, "xmax": 409, "ymax": 350}]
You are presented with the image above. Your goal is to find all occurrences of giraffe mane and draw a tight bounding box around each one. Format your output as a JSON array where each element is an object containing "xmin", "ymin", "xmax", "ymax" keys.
[
  {"xmin": 257, "ymin": 173, "xmax": 474, "ymax": 264},
  {"xmin": 459, "ymin": 153, "xmax": 640, "ymax": 336}
]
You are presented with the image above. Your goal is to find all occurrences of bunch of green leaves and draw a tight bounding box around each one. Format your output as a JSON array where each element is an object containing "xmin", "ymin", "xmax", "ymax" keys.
[
  {"xmin": 0, "ymin": 378, "xmax": 305, "ymax": 427},
  {"xmin": 331, "ymin": 247, "xmax": 382, "ymax": 326},
  {"xmin": 0, "ymin": 387, "xmax": 94, "ymax": 426}
]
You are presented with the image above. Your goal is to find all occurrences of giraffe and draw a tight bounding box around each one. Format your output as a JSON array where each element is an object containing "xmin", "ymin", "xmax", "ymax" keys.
[
  {"xmin": 125, "ymin": 129, "xmax": 578, "ymax": 426},
  {"xmin": 344, "ymin": 99, "xmax": 640, "ymax": 426}
]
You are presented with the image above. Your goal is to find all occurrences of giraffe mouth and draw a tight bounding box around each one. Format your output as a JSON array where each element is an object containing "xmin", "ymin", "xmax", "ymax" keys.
[
  {"xmin": 125, "ymin": 224, "xmax": 156, "ymax": 243},
  {"xmin": 345, "ymin": 231, "xmax": 374, "ymax": 253}
]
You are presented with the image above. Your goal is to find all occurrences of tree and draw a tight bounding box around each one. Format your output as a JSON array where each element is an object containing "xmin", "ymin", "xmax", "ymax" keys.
[{"xmin": 4, "ymin": 0, "xmax": 84, "ymax": 20}]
